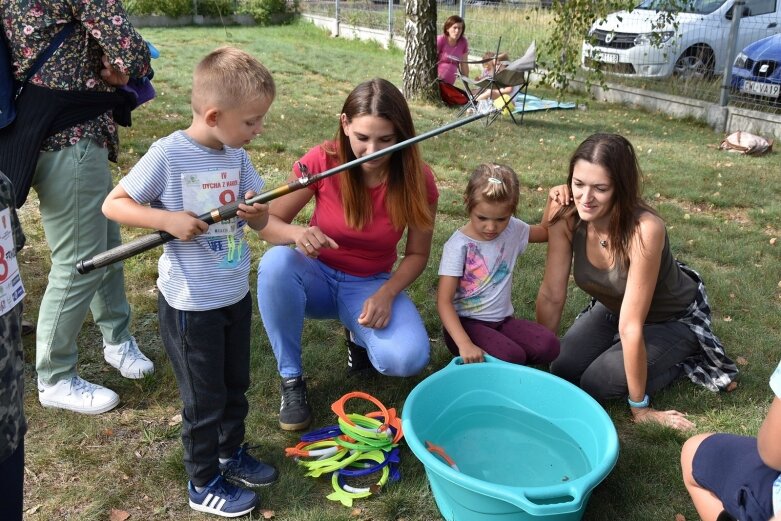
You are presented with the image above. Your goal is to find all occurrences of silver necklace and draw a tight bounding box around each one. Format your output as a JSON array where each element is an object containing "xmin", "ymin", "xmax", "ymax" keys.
[{"xmin": 591, "ymin": 224, "xmax": 608, "ymax": 248}]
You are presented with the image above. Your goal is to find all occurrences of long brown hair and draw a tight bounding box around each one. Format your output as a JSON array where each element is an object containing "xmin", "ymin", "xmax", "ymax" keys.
[
  {"xmin": 552, "ymin": 133, "xmax": 657, "ymax": 268},
  {"xmin": 329, "ymin": 78, "xmax": 433, "ymax": 231}
]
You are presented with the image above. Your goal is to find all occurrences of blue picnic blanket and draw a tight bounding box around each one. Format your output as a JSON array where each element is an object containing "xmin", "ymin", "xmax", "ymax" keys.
[{"xmin": 511, "ymin": 93, "xmax": 576, "ymax": 113}]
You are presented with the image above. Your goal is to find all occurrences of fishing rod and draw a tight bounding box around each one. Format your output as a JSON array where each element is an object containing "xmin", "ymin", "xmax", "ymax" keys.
[{"xmin": 76, "ymin": 110, "xmax": 490, "ymax": 274}]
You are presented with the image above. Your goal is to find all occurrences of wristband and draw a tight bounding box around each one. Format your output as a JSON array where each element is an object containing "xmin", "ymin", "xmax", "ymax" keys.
[{"xmin": 627, "ymin": 394, "xmax": 650, "ymax": 408}]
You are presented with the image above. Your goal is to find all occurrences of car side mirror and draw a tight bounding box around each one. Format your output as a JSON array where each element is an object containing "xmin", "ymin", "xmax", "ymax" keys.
[{"xmin": 725, "ymin": 4, "xmax": 751, "ymax": 19}]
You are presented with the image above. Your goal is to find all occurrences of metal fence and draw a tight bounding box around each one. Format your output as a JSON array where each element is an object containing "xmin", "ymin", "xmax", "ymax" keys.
[{"xmin": 298, "ymin": 0, "xmax": 781, "ymax": 114}]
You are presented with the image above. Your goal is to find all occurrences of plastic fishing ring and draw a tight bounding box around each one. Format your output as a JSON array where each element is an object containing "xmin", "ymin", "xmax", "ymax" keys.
[
  {"xmin": 299, "ymin": 424, "xmax": 343, "ymax": 443},
  {"xmin": 426, "ymin": 440, "xmax": 459, "ymax": 471},
  {"xmin": 331, "ymin": 391, "xmax": 400, "ymax": 433},
  {"xmin": 284, "ymin": 439, "xmax": 342, "ymax": 459},
  {"xmin": 337, "ymin": 413, "xmax": 394, "ymax": 449},
  {"xmin": 327, "ymin": 451, "xmax": 392, "ymax": 507},
  {"xmin": 302, "ymin": 448, "xmax": 363, "ymax": 478},
  {"xmin": 338, "ymin": 447, "xmax": 401, "ymax": 481}
]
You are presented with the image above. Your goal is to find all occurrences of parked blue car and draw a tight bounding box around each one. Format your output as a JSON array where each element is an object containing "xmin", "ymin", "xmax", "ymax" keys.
[{"xmin": 731, "ymin": 33, "xmax": 781, "ymax": 103}]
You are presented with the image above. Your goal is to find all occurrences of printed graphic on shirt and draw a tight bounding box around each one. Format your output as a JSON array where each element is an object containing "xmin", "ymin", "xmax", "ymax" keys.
[
  {"xmin": 456, "ymin": 241, "xmax": 510, "ymax": 313},
  {"xmin": 0, "ymin": 207, "xmax": 25, "ymax": 317},
  {"xmin": 181, "ymin": 169, "xmax": 241, "ymax": 237}
]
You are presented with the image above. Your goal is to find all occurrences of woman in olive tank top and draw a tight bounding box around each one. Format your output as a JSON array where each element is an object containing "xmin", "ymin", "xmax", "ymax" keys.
[{"xmin": 536, "ymin": 133, "xmax": 738, "ymax": 431}]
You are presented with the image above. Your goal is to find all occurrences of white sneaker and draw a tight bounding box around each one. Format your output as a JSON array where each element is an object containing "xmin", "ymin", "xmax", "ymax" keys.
[
  {"xmin": 38, "ymin": 376, "xmax": 120, "ymax": 414},
  {"xmin": 104, "ymin": 336, "xmax": 154, "ymax": 379}
]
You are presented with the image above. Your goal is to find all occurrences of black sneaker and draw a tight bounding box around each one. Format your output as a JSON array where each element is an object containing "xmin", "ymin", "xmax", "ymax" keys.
[
  {"xmin": 345, "ymin": 328, "xmax": 377, "ymax": 375},
  {"xmin": 279, "ymin": 376, "xmax": 311, "ymax": 431}
]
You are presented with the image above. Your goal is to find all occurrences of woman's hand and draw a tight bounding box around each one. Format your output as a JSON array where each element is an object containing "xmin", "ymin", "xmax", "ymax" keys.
[
  {"xmin": 358, "ymin": 286, "xmax": 394, "ymax": 329},
  {"xmin": 631, "ymin": 407, "xmax": 695, "ymax": 431},
  {"xmin": 459, "ymin": 343, "xmax": 485, "ymax": 364},
  {"xmin": 296, "ymin": 226, "xmax": 338, "ymax": 258}
]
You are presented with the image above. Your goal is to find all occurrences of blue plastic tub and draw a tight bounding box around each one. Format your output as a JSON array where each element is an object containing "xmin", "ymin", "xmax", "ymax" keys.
[{"xmin": 402, "ymin": 356, "xmax": 618, "ymax": 521}]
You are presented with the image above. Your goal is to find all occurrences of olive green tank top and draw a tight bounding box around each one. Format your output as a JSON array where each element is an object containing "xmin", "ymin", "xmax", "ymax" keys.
[{"xmin": 572, "ymin": 222, "xmax": 697, "ymax": 322}]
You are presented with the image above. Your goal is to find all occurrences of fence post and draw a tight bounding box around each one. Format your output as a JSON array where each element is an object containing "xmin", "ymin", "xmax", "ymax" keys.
[
  {"xmin": 388, "ymin": 0, "xmax": 394, "ymax": 48},
  {"xmin": 459, "ymin": 0, "xmax": 465, "ymax": 20},
  {"xmin": 335, "ymin": 0, "xmax": 341, "ymax": 37},
  {"xmin": 719, "ymin": 0, "xmax": 744, "ymax": 107}
]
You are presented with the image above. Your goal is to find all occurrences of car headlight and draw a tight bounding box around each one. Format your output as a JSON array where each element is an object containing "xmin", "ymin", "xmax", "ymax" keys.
[
  {"xmin": 634, "ymin": 31, "xmax": 674, "ymax": 46},
  {"xmin": 733, "ymin": 52, "xmax": 748, "ymax": 69}
]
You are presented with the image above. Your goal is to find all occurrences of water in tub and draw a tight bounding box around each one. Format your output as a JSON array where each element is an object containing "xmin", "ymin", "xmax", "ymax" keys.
[{"xmin": 435, "ymin": 404, "xmax": 591, "ymax": 486}]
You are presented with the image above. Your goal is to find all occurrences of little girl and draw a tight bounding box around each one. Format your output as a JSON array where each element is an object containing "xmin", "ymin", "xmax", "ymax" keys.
[
  {"xmin": 437, "ymin": 163, "xmax": 560, "ymax": 365},
  {"xmin": 474, "ymin": 51, "xmax": 519, "ymax": 102}
]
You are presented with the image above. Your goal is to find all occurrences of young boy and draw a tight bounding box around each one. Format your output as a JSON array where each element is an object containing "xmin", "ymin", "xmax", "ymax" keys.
[
  {"xmin": 103, "ymin": 47, "xmax": 277, "ymax": 518},
  {"xmin": 681, "ymin": 360, "xmax": 781, "ymax": 521}
]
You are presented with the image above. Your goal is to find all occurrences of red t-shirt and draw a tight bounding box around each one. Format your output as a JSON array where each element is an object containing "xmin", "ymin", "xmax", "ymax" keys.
[{"xmin": 294, "ymin": 142, "xmax": 438, "ymax": 277}]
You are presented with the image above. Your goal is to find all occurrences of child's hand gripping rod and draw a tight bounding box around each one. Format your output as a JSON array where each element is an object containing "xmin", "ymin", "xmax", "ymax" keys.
[{"xmin": 76, "ymin": 111, "xmax": 489, "ymax": 274}]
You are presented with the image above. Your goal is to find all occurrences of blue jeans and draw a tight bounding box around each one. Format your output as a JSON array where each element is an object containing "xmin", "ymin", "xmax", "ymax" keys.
[
  {"xmin": 257, "ymin": 246, "xmax": 430, "ymax": 378},
  {"xmin": 32, "ymin": 139, "xmax": 132, "ymax": 384},
  {"xmin": 158, "ymin": 292, "xmax": 251, "ymax": 486}
]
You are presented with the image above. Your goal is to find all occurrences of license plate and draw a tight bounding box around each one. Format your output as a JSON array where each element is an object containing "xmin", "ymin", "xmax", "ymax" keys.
[
  {"xmin": 741, "ymin": 80, "xmax": 780, "ymax": 98},
  {"xmin": 595, "ymin": 52, "xmax": 619, "ymax": 64}
]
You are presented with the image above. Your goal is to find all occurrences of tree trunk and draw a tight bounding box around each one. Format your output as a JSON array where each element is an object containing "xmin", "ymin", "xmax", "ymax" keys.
[{"xmin": 403, "ymin": 0, "xmax": 438, "ymax": 101}]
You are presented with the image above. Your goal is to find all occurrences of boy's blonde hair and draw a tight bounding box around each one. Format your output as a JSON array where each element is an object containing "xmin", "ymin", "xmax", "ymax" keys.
[
  {"xmin": 191, "ymin": 46, "xmax": 275, "ymax": 113},
  {"xmin": 464, "ymin": 163, "xmax": 520, "ymax": 215}
]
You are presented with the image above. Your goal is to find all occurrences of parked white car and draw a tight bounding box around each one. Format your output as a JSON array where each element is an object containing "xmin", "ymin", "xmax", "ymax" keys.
[{"xmin": 581, "ymin": 0, "xmax": 781, "ymax": 79}]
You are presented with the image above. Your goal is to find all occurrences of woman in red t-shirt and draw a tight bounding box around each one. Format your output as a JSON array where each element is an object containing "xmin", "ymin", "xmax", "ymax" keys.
[{"xmin": 257, "ymin": 78, "xmax": 438, "ymax": 431}]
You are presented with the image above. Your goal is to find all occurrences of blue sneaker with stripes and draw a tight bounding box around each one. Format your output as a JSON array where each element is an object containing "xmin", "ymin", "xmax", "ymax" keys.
[{"xmin": 188, "ymin": 474, "xmax": 257, "ymax": 518}]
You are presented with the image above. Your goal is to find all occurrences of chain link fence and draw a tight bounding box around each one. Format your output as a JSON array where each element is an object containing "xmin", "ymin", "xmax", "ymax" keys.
[{"xmin": 298, "ymin": 0, "xmax": 780, "ymax": 114}]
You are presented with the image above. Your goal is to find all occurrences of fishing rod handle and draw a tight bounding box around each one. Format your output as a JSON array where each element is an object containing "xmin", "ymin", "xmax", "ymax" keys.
[{"xmin": 76, "ymin": 230, "xmax": 173, "ymax": 274}]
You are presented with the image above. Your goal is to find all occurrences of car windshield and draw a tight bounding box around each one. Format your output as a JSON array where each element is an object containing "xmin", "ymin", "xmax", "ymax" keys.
[{"xmin": 635, "ymin": 0, "xmax": 725, "ymax": 14}]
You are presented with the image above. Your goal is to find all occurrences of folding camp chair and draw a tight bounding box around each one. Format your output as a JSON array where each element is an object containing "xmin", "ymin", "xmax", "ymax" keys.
[{"xmin": 457, "ymin": 40, "xmax": 537, "ymax": 125}]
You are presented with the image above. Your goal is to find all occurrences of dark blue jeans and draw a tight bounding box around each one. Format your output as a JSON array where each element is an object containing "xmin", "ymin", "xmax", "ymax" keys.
[
  {"xmin": 0, "ymin": 438, "xmax": 24, "ymax": 521},
  {"xmin": 159, "ymin": 292, "xmax": 251, "ymax": 486}
]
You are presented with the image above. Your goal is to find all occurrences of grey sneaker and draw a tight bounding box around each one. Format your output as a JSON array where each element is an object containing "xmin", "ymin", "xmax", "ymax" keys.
[
  {"xmin": 279, "ymin": 376, "xmax": 311, "ymax": 431},
  {"xmin": 104, "ymin": 336, "xmax": 154, "ymax": 379},
  {"xmin": 38, "ymin": 376, "xmax": 120, "ymax": 414}
]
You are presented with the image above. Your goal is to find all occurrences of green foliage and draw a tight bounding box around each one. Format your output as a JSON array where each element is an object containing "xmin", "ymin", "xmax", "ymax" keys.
[
  {"xmin": 541, "ymin": 0, "xmax": 683, "ymax": 94},
  {"xmin": 124, "ymin": 0, "xmax": 193, "ymax": 17},
  {"xmin": 239, "ymin": 0, "xmax": 299, "ymax": 25},
  {"xmin": 197, "ymin": 0, "xmax": 237, "ymax": 17}
]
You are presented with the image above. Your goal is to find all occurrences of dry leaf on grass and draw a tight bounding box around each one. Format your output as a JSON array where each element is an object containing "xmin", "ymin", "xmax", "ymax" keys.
[
  {"xmin": 25, "ymin": 505, "xmax": 41, "ymax": 515},
  {"xmin": 260, "ymin": 509, "xmax": 275, "ymax": 519},
  {"xmin": 109, "ymin": 508, "xmax": 130, "ymax": 521},
  {"xmin": 351, "ymin": 507, "xmax": 364, "ymax": 516},
  {"xmin": 736, "ymin": 356, "xmax": 748, "ymax": 366},
  {"xmin": 675, "ymin": 514, "xmax": 686, "ymax": 521}
]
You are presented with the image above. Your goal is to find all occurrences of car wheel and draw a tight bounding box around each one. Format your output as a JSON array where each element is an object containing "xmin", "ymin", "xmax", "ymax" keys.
[{"xmin": 673, "ymin": 45, "xmax": 715, "ymax": 79}]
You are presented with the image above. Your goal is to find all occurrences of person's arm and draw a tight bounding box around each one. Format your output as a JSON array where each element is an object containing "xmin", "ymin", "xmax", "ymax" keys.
[
  {"xmin": 358, "ymin": 200, "xmax": 437, "ymax": 329},
  {"xmin": 459, "ymin": 40, "xmax": 470, "ymax": 77},
  {"xmin": 75, "ymin": 2, "xmax": 151, "ymax": 79},
  {"xmin": 103, "ymin": 184, "xmax": 208, "ymax": 241},
  {"xmin": 535, "ymin": 215, "xmax": 574, "ymax": 332},
  {"xmin": 621, "ymin": 215, "xmax": 694, "ymax": 430},
  {"xmin": 758, "ymin": 396, "xmax": 781, "ymax": 469},
  {"xmin": 257, "ymin": 171, "xmax": 338, "ymax": 255},
  {"xmin": 437, "ymin": 275, "xmax": 485, "ymax": 363}
]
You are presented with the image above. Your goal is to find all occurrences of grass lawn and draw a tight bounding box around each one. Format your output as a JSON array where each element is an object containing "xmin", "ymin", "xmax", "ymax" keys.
[{"xmin": 17, "ymin": 21, "xmax": 781, "ymax": 521}]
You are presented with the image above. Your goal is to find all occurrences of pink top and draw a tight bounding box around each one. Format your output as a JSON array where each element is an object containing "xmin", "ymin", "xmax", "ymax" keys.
[
  {"xmin": 293, "ymin": 142, "xmax": 439, "ymax": 277},
  {"xmin": 437, "ymin": 34, "xmax": 469, "ymax": 85}
]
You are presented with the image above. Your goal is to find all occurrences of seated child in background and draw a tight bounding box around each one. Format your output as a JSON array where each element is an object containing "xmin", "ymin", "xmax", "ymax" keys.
[
  {"xmin": 103, "ymin": 46, "xmax": 277, "ymax": 518},
  {"xmin": 474, "ymin": 51, "xmax": 520, "ymax": 102},
  {"xmin": 436, "ymin": 163, "xmax": 560, "ymax": 365},
  {"xmin": 681, "ymin": 359, "xmax": 781, "ymax": 521}
]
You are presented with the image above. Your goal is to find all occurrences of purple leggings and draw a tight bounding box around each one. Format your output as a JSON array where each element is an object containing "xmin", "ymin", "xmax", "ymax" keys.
[{"xmin": 443, "ymin": 315, "xmax": 560, "ymax": 365}]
